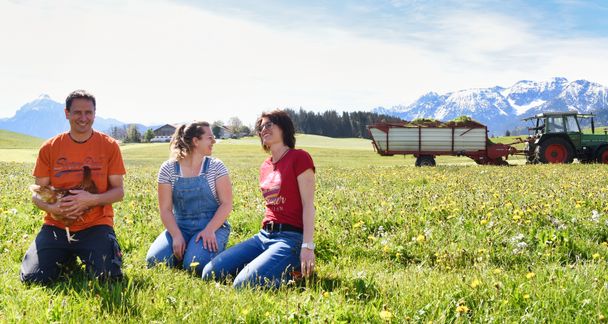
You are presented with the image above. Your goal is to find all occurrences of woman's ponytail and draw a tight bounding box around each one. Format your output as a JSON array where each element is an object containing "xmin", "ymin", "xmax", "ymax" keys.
[
  {"xmin": 169, "ymin": 122, "xmax": 210, "ymax": 160},
  {"xmin": 170, "ymin": 124, "xmax": 188, "ymax": 160}
]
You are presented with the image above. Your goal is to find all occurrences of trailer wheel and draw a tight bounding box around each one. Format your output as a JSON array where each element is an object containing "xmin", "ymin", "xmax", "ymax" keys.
[
  {"xmin": 415, "ymin": 156, "xmax": 436, "ymax": 167},
  {"xmin": 597, "ymin": 147, "xmax": 608, "ymax": 164},
  {"xmin": 536, "ymin": 138, "xmax": 574, "ymax": 164}
]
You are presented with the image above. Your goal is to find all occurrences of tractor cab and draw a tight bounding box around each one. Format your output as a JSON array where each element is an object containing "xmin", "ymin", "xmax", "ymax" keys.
[
  {"xmin": 522, "ymin": 111, "xmax": 608, "ymax": 164},
  {"xmin": 524, "ymin": 111, "xmax": 593, "ymax": 136}
]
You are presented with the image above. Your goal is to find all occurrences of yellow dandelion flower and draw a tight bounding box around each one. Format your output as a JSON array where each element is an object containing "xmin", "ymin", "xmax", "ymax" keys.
[
  {"xmin": 395, "ymin": 252, "xmax": 402, "ymax": 259},
  {"xmin": 593, "ymin": 253, "xmax": 601, "ymax": 259},
  {"xmin": 383, "ymin": 245, "xmax": 390, "ymax": 253},
  {"xmin": 599, "ymin": 314, "xmax": 605, "ymax": 322},
  {"xmin": 323, "ymin": 291, "xmax": 330, "ymax": 298},
  {"xmin": 416, "ymin": 234, "xmax": 426, "ymax": 243},
  {"xmin": 379, "ymin": 310, "xmax": 393, "ymax": 320},
  {"xmin": 456, "ymin": 305, "xmax": 470, "ymax": 314},
  {"xmin": 512, "ymin": 215, "xmax": 521, "ymax": 221},
  {"xmin": 523, "ymin": 294, "xmax": 530, "ymax": 299},
  {"xmin": 480, "ymin": 219, "xmax": 488, "ymax": 225},
  {"xmin": 470, "ymin": 279, "xmax": 481, "ymax": 288},
  {"xmin": 353, "ymin": 220, "xmax": 364, "ymax": 229},
  {"xmin": 493, "ymin": 269, "xmax": 502, "ymax": 274},
  {"xmin": 526, "ymin": 272, "xmax": 535, "ymax": 279}
]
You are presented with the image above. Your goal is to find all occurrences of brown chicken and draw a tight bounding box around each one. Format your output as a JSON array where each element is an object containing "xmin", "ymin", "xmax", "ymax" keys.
[{"xmin": 30, "ymin": 166, "xmax": 98, "ymax": 243}]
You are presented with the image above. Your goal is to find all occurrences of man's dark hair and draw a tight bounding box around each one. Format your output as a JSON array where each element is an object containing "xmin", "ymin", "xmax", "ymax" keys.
[
  {"xmin": 66, "ymin": 90, "xmax": 96, "ymax": 111},
  {"xmin": 255, "ymin": 109, "xmax": 296, "ymax": 151}
]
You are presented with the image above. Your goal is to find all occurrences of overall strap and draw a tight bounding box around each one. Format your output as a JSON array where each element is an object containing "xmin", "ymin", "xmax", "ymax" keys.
[
  {"xmin": 202, "ymin": 157, "xmax": 211, "ymax": 174},
  {"xmin": 174, "ymin": 160, "xmax": 181, "ymax": 175}
]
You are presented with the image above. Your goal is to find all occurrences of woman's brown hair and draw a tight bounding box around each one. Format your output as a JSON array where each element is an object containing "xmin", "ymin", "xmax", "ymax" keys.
[
  {"xmin": 170, "ymin": 121, "xmax": 210, "ymax": 160},
  {"xmin": 255, "ymin": 110, "xmax": 295, "ymax": 152}
]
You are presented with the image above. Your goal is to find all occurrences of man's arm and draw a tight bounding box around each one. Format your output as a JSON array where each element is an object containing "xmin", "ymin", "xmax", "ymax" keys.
[
  {"xmin": 60, "ymin": 174, "xmax": 125, "ymax": 216},
  {"xmin": 31, "ymin": 177, "xmax": 66, "ymax": 220}
]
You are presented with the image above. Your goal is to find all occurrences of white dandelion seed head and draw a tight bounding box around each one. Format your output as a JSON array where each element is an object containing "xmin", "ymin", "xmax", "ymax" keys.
[
  {"xmin": 510, "ymin": 233, "xmax": 525, "ymax": 242},
  {"xmin": 591, "ymin": 210, "xmax": 600, "ymax": 223}
]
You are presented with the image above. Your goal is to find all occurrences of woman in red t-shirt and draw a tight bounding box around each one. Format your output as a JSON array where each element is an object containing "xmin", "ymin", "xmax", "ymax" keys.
[{"xmin": 203, "ymin": 110, "xmax": 316, "ymax": 288}]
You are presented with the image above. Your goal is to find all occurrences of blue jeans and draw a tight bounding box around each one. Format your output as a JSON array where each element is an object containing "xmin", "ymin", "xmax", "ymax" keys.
[
  {"xmin": 146, "ymin": 217, "xmax": 231, "ymax": 276},
  {"xmin": 202, "ymin": 229, "xmax": 303, "ymax": 289}
]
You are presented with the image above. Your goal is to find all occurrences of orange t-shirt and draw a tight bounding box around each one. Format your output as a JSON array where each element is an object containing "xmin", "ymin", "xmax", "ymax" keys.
[{"xmin": 33, "ymin": 131, "xmax": 126, "ymax": 231}]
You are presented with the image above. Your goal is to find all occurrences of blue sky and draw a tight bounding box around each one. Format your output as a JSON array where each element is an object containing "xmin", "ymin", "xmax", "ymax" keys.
[{"xmin": 0, "ymin": 0, "xmax": 607, "ymax": 126}]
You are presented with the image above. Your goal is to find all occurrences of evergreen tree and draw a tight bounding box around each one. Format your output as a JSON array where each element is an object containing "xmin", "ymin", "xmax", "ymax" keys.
[
  {"xmin": 125, "ymin": 124, "xmax": 141, "ymax": 143},
  {"xmin": 143, "ymin": 129, "xmax": 155, "ymax": 142}
]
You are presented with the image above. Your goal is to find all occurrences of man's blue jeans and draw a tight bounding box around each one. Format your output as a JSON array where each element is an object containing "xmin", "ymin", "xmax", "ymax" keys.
[{"xmin": 202, "ymin": 229, "xmax": 302, "ymax": 289}]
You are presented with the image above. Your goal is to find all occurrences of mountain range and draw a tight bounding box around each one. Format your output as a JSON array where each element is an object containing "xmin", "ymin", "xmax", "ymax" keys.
[
  {"xmin": 0, "ymin": 95, "xmax": 151, "ymax": 139},
  {"xmin": 374, "ymin": 77, "xmax": 608, "ymax": 136},
  {"xmin": 2, "ymin": 78, "xmax": 607, "ymax": 139}
]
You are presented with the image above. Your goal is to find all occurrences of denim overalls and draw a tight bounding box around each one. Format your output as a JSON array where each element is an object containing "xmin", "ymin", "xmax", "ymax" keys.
[{"xmin": 146, "ymin": 158, "xmax": 231, "ymax": 275}]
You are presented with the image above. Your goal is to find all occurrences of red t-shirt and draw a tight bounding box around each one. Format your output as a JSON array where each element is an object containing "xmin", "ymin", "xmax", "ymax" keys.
[
  {"xmin": 32, "ymin": 131, "xmax": 126, "ymax": 231},
  {"xmin": 260, "ymin": 149, "xmax": 315, "ymax": 229}
]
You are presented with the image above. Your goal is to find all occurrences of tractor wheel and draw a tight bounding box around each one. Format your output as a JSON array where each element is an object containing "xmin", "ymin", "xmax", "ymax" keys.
[
  {"xmin": 415, "ymin": 155, "xmax": 436, "ymax": 167},
  {"xmin": 597, "ymin": 147, "xmax": 608, "ymax": 164},
  {"xmin": 536, "ymin": 138, "xmax": 574, "ymax": 164}
]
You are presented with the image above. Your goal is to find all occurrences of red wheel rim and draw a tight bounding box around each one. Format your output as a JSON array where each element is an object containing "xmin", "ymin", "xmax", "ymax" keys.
[
  {"xmin": 545, "ymin": 144, "xmax": 567, "ymax": 163},
  {"xmin": 601, "ymin": 150, "xmax": 608, "ymax": 164}
]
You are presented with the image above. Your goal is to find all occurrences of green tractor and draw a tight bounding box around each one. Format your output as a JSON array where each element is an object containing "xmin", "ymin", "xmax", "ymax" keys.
[{"xmin": 523, "ymin": 111, "xmax": 608, "ymax": 164}]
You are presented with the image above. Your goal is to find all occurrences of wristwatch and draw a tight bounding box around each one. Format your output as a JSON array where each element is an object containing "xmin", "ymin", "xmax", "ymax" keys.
[{"xmin": 301, "ymin": 242, "xmax": 315, "ymax": 250}]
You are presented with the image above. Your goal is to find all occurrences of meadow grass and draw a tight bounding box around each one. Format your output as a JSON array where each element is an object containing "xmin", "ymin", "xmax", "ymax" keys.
[
  {"xmin": 1, "ymin": 134, "xmax": 607, "ymax": 322},
  {"xmin": 0, "ymin": 129, "xmax": 43, "ymax": 149}
]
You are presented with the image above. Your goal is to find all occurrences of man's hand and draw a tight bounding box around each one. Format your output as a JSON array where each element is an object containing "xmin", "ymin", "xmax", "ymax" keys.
[
  {"xmin": 59, "ymin": 190, "xmax": 96, "ymax": 217},
  {"xmin": 42, "ymin": 198, "xmax": 82, "ymax": 225}
]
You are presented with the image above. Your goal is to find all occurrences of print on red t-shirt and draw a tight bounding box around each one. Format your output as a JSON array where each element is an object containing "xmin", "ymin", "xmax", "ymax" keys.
[
  {"xmin": 261, "ymin": 171, "xmax": 286, "ymax": 209},
  {"xmin": 259, "ymin": 149, "xmax": 315, "ymax": 229}
]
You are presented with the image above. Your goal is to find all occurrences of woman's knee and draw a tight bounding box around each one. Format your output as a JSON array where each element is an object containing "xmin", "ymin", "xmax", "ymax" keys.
[
  {"xmin": 146, "ymin": 250, "xmax": 175, "ymax": 268},
  {"xmin": 232, "ymin": 272, "xmax": 282, "ymax": 289},
  {"xmin": 201, "ymin": 261, "xmax": 218, "ymax": 280}
]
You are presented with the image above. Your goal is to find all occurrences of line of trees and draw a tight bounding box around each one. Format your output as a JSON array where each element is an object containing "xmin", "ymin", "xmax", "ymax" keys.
[
  {"xmin": 108, "ymin": 125, "xmax": 155, "ymax": 143},
  {"xmin": 283, "ymin": 108, "xmax": 403, "ymax": 139}
]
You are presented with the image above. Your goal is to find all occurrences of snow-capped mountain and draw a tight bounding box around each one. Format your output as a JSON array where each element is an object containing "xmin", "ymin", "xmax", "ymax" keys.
[
  {"xmin": 0, "ymin": 95, "xmax": 147, "ymax": 139},
  {"xmin": 374, "ymin": 78, "xmax": 608, "ymax": 135}
]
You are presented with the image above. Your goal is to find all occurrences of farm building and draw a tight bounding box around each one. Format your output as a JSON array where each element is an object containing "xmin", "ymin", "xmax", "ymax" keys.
[{"xmin": 151, "ymin": 124, "xmax": 180, "ymax": 142}]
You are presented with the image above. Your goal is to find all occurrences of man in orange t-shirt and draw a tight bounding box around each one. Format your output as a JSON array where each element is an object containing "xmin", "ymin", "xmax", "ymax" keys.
[{"xmin": 20, "ymin": 90, "xmax": 126, "ymax": 284}]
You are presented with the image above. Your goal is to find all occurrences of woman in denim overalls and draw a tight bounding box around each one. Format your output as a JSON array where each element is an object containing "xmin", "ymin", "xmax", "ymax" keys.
[{"xmin": 146, "ymin": 122, "xmax": 231, "ymax": 275}]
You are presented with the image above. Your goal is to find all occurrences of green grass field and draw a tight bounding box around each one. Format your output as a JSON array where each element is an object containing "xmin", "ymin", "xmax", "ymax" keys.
[{"xmin": 1, "ymin": 132, "xmax": 608, "ymax": 322}]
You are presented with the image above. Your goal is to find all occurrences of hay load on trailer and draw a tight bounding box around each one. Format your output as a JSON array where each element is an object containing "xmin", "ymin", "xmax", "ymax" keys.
[{"xmin": 368, "ymin": 116, "xmax": 517, "ymax": 166}]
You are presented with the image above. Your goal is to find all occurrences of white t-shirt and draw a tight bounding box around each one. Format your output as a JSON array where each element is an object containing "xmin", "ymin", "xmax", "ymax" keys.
[{"xmin": 157, "ymin": 157, "xmax": 229, "ymax": 202}]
